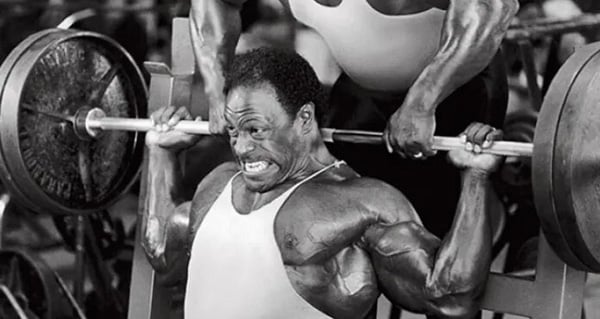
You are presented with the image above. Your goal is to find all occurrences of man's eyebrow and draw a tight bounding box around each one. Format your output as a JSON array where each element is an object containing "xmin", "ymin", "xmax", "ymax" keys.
[{"xmin": 239, "ymin": 116, "xmax": 263, "ymax": 127}]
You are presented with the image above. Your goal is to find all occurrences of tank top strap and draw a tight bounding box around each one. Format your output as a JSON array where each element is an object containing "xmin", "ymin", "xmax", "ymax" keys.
[
  {"xmin": 228, "ymin": 160, "xmax": 343, "ymax": 195},
  {"xmin": 266, "ymin": 160, "xmax": 346, "ymax": 210},
  {"xmin": 221, "ymin": 171, "xmax": 242, "ymax": 201},
  {"xmin": 223, "ymin": 161, "xmax": 345, "ymax": 216},
  {"xmin": 294, "ymin": 160, "xmax": 346, "ymax": 190}
]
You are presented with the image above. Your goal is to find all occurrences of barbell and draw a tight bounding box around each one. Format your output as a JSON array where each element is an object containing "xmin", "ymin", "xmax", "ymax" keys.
[
  {"xmin": 0, "ymin": 28, "xmax": 598, "ymax": 273},
  {"xmin": 41, "ymin": 106, "xmax": 533, "ymax": 156}
]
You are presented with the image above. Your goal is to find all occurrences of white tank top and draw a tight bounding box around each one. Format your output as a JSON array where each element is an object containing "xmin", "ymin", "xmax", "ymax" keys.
[
  {"xmin": 289, "ymin": 0, "xmax": 445, "ymax": 92},
  {"xmin": 185, "ymin": 161, "xmax": 345, "ymax": 319}
]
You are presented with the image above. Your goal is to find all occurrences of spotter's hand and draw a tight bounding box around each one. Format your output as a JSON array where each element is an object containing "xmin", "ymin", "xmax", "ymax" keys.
[
  {"xmin": 145, "ymin": 106, "xmax": 202, "ymax": 151},
  {"xmin": 448, "ymin": 123, "xmax": 504, "ymax": 174},
  {"xmin": 383, "ymin": 107, "xmax": 436, "ymax": 160}
]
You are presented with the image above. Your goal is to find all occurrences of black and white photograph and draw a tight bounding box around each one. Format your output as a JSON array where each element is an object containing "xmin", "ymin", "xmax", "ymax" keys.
[{"xmin": 0, "ymin": 0, "xmax": 600, "ymax": 318}]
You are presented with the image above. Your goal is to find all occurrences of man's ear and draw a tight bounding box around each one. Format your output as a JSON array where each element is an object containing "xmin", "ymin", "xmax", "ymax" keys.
[{"xmin": 297, "ymin": 102, "xmax": 316, "ymax": 134}]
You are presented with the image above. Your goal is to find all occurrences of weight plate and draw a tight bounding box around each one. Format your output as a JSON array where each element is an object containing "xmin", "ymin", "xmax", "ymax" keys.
[
  {"xmin": 0, "ymin": 29, "xmax": 147, "ymax": 215},
  {"xmin": 533, "ymin": 42, "xmax": 600, "ymax": 272}
]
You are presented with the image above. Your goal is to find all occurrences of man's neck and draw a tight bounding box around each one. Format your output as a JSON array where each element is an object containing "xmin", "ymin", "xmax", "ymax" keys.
[
  {"xmin": 303, "ymin": 136, "xmax": 338, "ymax": 173},
  {"xmin": 264, "ymin": 136, "xmax": 337, "ymax": 190}
]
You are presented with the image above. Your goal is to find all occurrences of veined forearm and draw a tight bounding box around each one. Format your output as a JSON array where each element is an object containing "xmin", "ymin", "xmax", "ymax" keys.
[
  {"xmin": 426, "ymin": 170, "xmax": 492, "ymax": 302},
  {"xmin": 141, "ymin": 147, "xmax": 186, "ymax": 271},
  {"xmin": 406, "ymin": 0, "xmax": 518, "ymax": 113},
  {"xmin": 189, "ymin": 0, "xmax": 242, "ymax": 109}
]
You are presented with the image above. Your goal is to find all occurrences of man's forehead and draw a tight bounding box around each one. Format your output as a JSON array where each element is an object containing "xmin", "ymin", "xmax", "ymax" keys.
[{"xmin": 225, "ymin": 84, "xmax": 284, "ymax": 118}]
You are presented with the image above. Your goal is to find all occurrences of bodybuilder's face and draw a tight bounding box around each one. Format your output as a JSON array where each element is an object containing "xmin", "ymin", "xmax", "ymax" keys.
[{"xmin": 225, "ymin": 84, "xmax": 303, "ymax": 192}]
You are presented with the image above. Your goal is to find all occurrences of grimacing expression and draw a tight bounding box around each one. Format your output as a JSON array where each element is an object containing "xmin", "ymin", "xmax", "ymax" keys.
[{"xmin": 225, "ymin": 84, "xmax": 304, "ymax": 192}]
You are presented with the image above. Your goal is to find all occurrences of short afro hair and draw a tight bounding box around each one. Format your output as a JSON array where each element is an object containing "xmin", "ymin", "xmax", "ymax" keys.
[{"xmin": 225, "ymin": 47, "xmax": 326, "ymax": 125}]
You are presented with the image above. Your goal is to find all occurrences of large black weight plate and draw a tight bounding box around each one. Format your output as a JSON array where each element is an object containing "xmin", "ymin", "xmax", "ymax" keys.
[
  {"xmin": 0, "ymin": 29, "xmax": 147, "ymax": 215},
  {"xmin": 533, "ymin": 42, "xmax": 600, "ymax": 272}
]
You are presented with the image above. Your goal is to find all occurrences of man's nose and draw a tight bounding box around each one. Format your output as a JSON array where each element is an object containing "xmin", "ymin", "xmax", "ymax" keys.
[{"xmin": 232, "ymin": 135, "xmax": 255, "ymax": 156}]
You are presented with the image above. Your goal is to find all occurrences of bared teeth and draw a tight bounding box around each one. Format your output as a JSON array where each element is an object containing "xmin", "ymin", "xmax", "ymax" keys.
[{"xmin": 244, "ymin": 161, "xmax": 268, "ymax": 173}]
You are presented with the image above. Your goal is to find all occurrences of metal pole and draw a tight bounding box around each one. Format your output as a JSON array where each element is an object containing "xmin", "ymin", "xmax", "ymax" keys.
[
  {"xmin": 0, "ymin": 193, "xmax": 10, "ymax": 249},
  {"xmin": 518, "ymin": 40, "xmax": 544, "ymax": 111}
]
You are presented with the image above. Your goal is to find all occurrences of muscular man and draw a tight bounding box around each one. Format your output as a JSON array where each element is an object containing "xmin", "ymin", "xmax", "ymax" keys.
[
  {"xmin": 189, "ymin": 0, "xmax": 518, "ymax": 236},
  {"xmin": 142, "ymin": 48, "xmax": 503, "ymax": 318}
]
